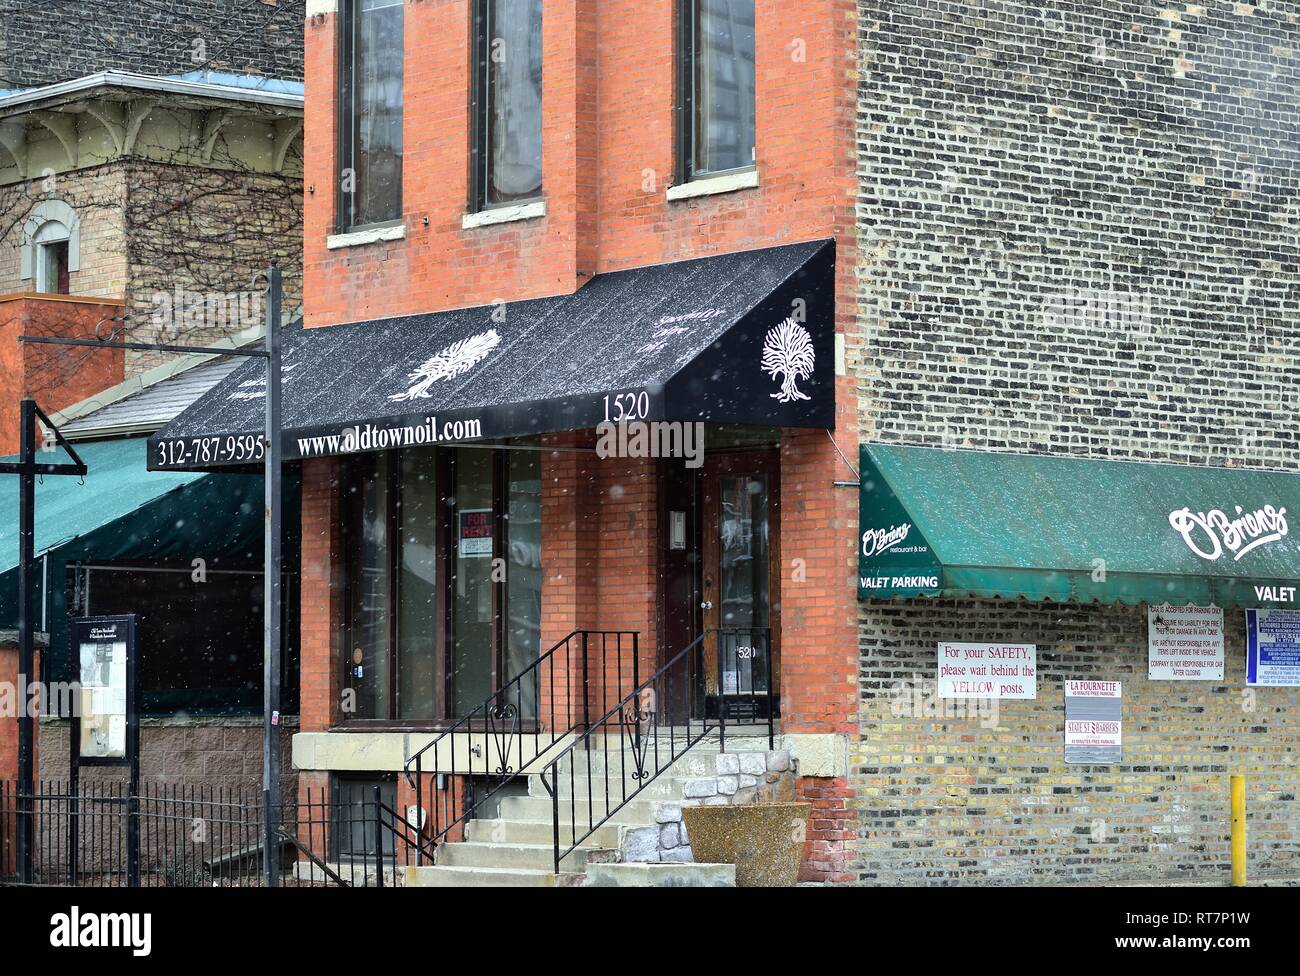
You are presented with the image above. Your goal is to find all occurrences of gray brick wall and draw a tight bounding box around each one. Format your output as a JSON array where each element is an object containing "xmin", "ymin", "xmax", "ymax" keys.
[
  {"xmin": 0, "ymin": 0, "xmax": 304, "ymax": 89},
  {"xmin": 853, "ymin": 2, "xmax": 1300, "ymax": 885},
  {"xmin": 855, "ymin": 0, "xmax": 1300, "ymax": 469}
]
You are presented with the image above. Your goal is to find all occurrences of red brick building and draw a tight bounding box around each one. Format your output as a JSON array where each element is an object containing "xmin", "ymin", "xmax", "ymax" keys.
[{"xmin": 156, "ymin": 0, "xmax": 860, "ymax": 883}]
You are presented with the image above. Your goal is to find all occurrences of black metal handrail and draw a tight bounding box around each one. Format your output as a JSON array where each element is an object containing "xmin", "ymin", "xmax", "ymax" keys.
[
  {"xmin": 540, "ymin": 626, "xmax": 774, "ymax": 874},
  {"xmin": 400, "ymin": 630, "xmax": 639, "ymax": 865}
]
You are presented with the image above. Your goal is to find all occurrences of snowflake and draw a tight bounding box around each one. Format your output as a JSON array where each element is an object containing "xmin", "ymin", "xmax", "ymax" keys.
[
  {"xmin": 760, "ymin": 317, "xmax": 815, "ymax": 403},
  {"xmin": 390, "ymin": 329, "xmax": 502, "ymax": 402}
]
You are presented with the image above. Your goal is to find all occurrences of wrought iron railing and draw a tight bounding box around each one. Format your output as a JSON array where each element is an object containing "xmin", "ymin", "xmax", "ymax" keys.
[
  {"xmin": 402, "ymin": 630, "xmax": 639, "ymax": 865},
  {"xmin": 0, "ymin": 779, "xmax": 411, "ymax": 887},
  {"xmin": 539, "ymin": 626, "xmax": 774, "ymax": 874}
]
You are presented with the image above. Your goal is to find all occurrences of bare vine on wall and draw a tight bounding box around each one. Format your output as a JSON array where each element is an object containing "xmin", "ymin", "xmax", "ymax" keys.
[
  {"xmin": 3, "ymin": 105, "xmax": 303, "ymax": 399},
  {"xmin": 1, "ymin": 0, "xmax": 305, "ymax": 401}
]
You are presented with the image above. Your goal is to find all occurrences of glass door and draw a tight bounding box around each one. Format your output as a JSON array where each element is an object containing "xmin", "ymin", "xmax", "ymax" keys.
[
  {"xmin": 701, "ymin": 451, "xmax": 780, "ymax": 721},
  {"xmin": 449, "ymin": 449, "xmax": 497, "ymax": 715}
]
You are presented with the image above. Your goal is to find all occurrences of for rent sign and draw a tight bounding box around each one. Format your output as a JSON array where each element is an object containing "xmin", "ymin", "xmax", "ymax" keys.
[{"xmin": 937, "ymin": 643, "xmax": 1037, "ymax": 700}]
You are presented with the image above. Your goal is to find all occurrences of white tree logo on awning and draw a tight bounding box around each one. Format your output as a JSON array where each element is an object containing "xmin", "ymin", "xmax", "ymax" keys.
[
  {"xmin": 761, "ymin": 317, "xmax": 815, "ymax": 403},
  {"xmin": 390, "ymin": 329, "xmax": 502, "ymax": 402}
]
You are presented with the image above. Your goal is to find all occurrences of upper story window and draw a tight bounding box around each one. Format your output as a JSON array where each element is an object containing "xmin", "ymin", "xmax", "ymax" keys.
[
  {"xmin": 471, "ymin": 0, "xmax": 544, "ymax": 211},
  {"xmin": 338, "ymin": 0, "xmax": 404, "ymax": 230},
  {"xmin": 35, "ymin": 233, "xmax": 70, "ymax": 294},
  {"xmin": 20, "ymin": 200, "xmax": 80, "ymax": 292},
  {"xmin": 678, "ymin": 0, "xmax": 756, "ymax": 181}
]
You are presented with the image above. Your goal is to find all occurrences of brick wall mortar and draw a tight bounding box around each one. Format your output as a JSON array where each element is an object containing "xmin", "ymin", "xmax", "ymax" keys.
[
  {"xmin": 852, "ymin": 1, "xmax": 1300, "ymax": 885},
  {"xmin": 0, "ymin": 0, "xmax": 304, "ymax": 88}
]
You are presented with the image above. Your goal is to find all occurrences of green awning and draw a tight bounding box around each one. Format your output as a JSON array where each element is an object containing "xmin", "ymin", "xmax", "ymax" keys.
[
  {"xmin": 0, "ymin": 438, "xmax": 206, "ymax": 575},
  {"xmin": 0, "ymin": 437, "xmax": 265, "ymax": 626},
  {"xmin": 858, "ymin": 444, "xmax": 1300, "ymax": 609}
]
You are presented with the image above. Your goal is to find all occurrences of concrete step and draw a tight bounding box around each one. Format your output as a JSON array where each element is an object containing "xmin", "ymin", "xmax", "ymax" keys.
[
  {"xmin": 434, "ymin": 840, "xmax": 613, "ymax": 873},
  {"xmin": 499, "ymin": 794, "xmax": 659, "ymax": 824},
  {"xmin": 291, "ymin": 861, "xmax": 401, "ymax": 887},
  {"xmin": 548, "ymin": 758, "xmax": 708, "ymax": 782},
  {"xmin": 528, "ymin": 772, "xmax": 694, "ymax": 801},
  {"xmin": 464, "ymin": 817, "xmax": 624, "ymax": 848},
  {"xmin": 403, "ymin": 865, "xmax": 583, "ymax": 888},
  {"xmin": 584, "ymin": 862, "xmax": 736, "ymax": 887},
  {"xmin": 549, "ymin": 739, "xmax": 772, "ymax": 776}
]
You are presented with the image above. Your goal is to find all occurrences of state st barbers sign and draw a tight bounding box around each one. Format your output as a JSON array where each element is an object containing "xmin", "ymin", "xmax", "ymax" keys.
[{"xmin": 1064, "ymin": 680, "xmax": 1122, "ymax": 764}]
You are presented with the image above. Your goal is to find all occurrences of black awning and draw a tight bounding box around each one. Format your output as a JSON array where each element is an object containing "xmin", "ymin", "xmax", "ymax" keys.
[{"xmin": 149, "ymin": 239, "xmax": 835, "ymax": 470}]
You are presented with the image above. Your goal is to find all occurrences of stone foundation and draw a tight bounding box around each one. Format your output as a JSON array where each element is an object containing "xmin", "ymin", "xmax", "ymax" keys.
[{"xmin": 622, "ymin": 749, "xmax": 795, "ymax": 864}]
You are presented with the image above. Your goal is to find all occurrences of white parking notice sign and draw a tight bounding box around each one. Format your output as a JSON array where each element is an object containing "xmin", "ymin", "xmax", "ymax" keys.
[{"xmin": 1148, "ymin": 605, "xmax": 1224, "ymax": 681}]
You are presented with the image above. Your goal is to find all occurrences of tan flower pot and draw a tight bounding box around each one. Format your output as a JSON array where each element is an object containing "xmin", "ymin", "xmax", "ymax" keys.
[{"xmin": 682, "ymin": 802, "xmax": 810, "ymax": 887}]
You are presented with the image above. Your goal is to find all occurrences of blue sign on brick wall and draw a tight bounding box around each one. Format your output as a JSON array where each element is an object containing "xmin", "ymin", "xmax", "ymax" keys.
[{"xmin": 1246, "ymin": 609, "xmax": 1300, "ymax": 687}]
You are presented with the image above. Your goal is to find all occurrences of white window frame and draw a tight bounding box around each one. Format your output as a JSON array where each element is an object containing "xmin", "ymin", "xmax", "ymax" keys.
[{"xmin": 20, "ymin": 199, "xmax": 81, "ymax": 285}]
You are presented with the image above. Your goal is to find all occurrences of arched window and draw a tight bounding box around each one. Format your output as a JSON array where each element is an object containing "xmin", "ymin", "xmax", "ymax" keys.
[{"xmin": 20, "ymin": 200, "xmax": 81, "ymax": 295}]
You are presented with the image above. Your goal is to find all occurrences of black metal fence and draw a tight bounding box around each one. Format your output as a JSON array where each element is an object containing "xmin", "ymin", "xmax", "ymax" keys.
[{"xmin": 0, "ymin": 780, "xmax": 408, "ymax": 887}]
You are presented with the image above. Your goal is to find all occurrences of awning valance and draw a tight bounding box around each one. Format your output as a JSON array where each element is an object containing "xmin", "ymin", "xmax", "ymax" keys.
[
  {"xmin": 858, "ymin": 444, "xmax": 1300, "ymax": 609},
  {"xmin": 149, "ymin": 239, "xmax": 836, "ymax": 470}
]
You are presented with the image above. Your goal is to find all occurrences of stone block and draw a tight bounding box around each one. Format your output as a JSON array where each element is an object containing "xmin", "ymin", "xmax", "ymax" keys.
[
  {"xmin": 739, "ymin": 753, "xmax": 767, "ymax": 776},
  {"xmin": 715, "ymin": 753, "xmax": 740, "ymax": 775},
  {"xmin": 653, "ymin": 802, "xmax": 682, "ymax": 824},
  {"xmin": 717, "ymin": 775, "xmax": 738, "ymax": 795},
  {"xmin": 683, "ymin": 778, "xmax": 717, "ymax": 798},
  {"xmin": 622, "ymin": 825, "xmax": 661, "ymax": 863}
]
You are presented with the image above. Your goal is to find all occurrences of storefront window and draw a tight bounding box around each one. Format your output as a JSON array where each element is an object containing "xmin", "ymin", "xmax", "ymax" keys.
[
  {"xmin": 397, "ymin": 452, "xmax": 438, "ymax": 719},
  {"xmin": 451, "ymin": 450, "xmax": 496, "ymax": 715},
  {"xmin": 346, "ymin": 454, "xmax": 391, "ymax": 720},
  {"xmin": 505, "ymin": 451, "xmax": 543, "ymax": 717},
  {"xmin": 343, "ymin": 445, "xmax": 543, "ymax": 724}
]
